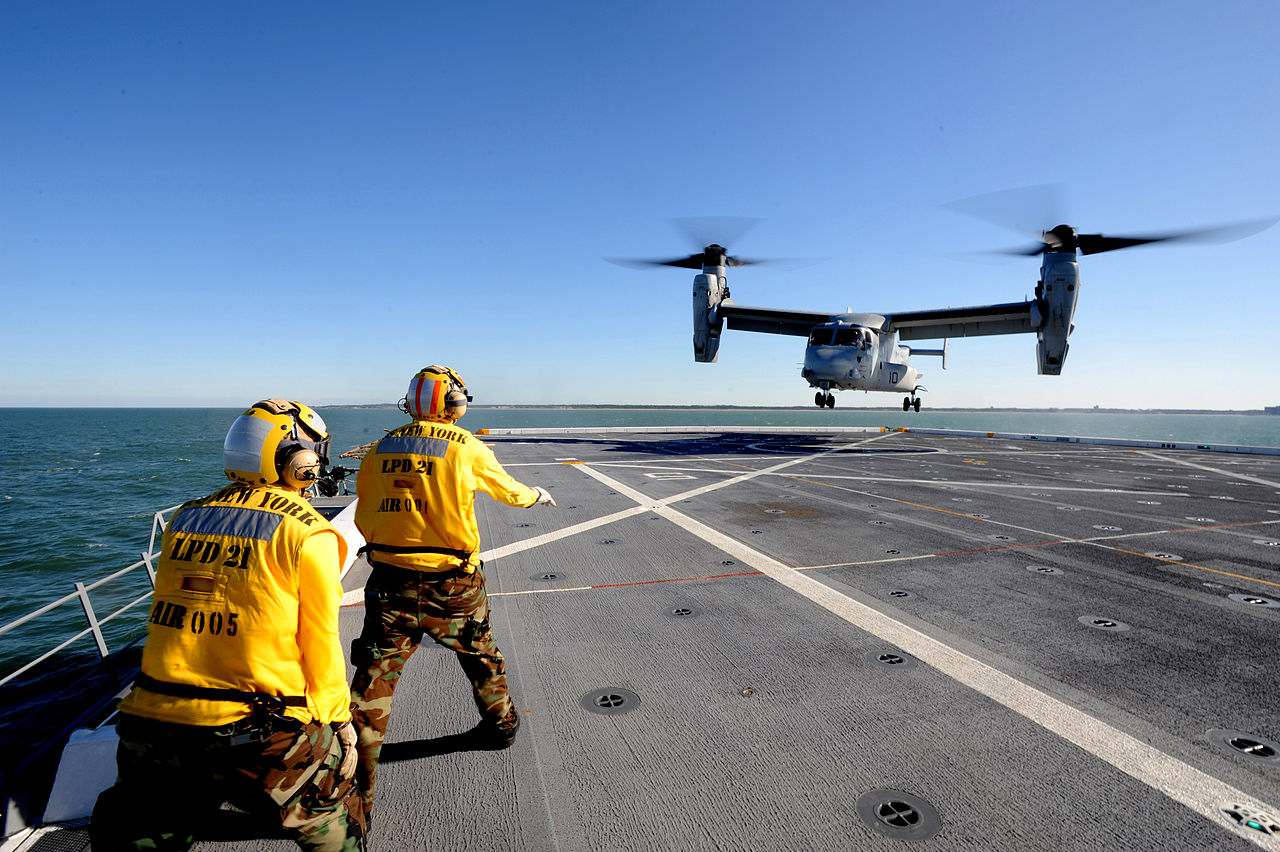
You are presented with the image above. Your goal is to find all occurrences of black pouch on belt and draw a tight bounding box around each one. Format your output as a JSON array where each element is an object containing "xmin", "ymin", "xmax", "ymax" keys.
[{"xmin": 135, "ymin": 672, "xmax": 305, "ymax": 747}]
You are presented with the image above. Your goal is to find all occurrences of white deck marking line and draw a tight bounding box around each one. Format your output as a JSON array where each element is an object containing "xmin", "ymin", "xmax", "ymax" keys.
[
  {"xmin": 1138, "ymin": 450, "xmax": 1280, "ymax": 489},
  {"xmin": 591, "ymin": 462, "xmax": 1192, "ymax": 495},
  {"xmin": 343, "ymin": 437, "xmax": 890, "ymax": 608},
  {"xmin": 483, "ymin": 505, "xmax": 653, "ymax": 562},
  {"xmin": 490, "ymin": 585, "xmax": 595, "ymax": 597},
  {"xmin": 486, "ymin": 435, "xmax": 893, "ymax": 565},
  {"xmin": 780, "ymin": 473, "xmax": 1280, "ymax": 589},
  {"xmin": 574, "ymin": 462, "xmax": 1280, "ymax": 848},
  {"xmin": 657, "ymin": 434, "xmax": 898, "ymax": 503},
  {"xmin": 341, "ymin": 505, "xmax": 654, "ymax": 607}
]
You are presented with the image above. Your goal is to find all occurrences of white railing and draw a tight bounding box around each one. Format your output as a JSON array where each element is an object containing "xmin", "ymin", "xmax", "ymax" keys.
[{"xmin": 0, "ymin": 505, "xmax": 182, "ymax": 689}]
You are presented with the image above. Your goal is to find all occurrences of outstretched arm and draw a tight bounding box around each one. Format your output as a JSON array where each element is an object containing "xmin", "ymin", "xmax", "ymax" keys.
[{"xmin": 471, "ymin": 442, "xmax": 542, "ymax": 507}]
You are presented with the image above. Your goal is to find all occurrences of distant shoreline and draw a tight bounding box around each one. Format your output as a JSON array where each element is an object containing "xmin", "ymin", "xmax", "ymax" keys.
[{"xmin": 319, "ymin": 404, "xmax": 1279, "ymax": 416}]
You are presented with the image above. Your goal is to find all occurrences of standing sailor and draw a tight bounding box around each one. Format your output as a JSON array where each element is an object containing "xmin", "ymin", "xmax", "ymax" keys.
[
  {"xmin": 91, "ymin": 400, "xmax": 364, "ymax": 852},
  {"xmin": 349, "ymin": 365, "xmax": 555, "ymax": 814}
]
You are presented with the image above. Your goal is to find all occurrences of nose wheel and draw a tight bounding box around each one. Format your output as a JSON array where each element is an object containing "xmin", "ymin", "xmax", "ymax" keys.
[
  {"xmin": 903, "ymin": 396, "xmax": 921, "ymax": 412},
  {"xmin": 814, "ymin": 391, "xmax": 835, "ymax": 408}
]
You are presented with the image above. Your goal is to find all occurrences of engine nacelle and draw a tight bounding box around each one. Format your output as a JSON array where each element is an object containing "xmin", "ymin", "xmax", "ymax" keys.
[
  {"xmin": 693, "ymin": 271, "xmax": 727, "ymax": 362},
  {"xmin": 1035, "ymin": 253, "xmax": 1080, "ymax": 375}
]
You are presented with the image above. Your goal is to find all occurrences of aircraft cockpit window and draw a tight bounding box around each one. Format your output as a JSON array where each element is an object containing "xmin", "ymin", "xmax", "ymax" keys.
[
  {"xmin": 808, "ymin": 328, "xmax": 834, "ymax": 346},
  {"xmin": 833, "ymin": 328, "xmax": 861, "ymax": 346}
]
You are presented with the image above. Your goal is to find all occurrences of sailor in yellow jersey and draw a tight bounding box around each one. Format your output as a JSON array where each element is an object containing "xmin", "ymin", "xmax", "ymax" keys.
[
  {"xmin": 91, "ymin": 400, "xmax": 365, "ymax": 852},
  {"xmin": 349, "ymin": 365, "xmax": 555, "ymax": 814}
]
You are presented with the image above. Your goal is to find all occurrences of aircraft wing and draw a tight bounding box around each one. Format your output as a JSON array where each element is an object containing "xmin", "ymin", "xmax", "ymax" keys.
[
  {"xmin": 886, "ymin": 301, "xmax": 1038, "ymax": 341},
  {"xmin": 716, "ymin": 301, "xmax": 836, "ymax": 337}
]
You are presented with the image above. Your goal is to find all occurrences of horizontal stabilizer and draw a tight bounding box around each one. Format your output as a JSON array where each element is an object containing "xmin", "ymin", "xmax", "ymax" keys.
[{"xmin": 907, "ymin": 339, "xmax": 949, "ymax": 369}]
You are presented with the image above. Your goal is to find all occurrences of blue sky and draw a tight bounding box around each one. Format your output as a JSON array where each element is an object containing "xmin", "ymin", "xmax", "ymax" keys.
[{"xmin": 4, "ymin": 1, "xmax": 1278, "ymax": 409}]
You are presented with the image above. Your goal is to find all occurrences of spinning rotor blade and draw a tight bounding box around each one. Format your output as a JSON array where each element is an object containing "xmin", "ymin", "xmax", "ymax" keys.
[
  {"xmin": 944, "ymin": 184, "xmax": 1066, "ymax": 238},
  {"xmin": 1075, "ymin": 219, "xmax": 1278, "ymax": 255},
  {"xmin": 671, "ymin": 216, "xmax": 762, "ymax": 250},
  {"xmin": 948, "ymin": 185, "xmax": 1277, "ymax": 256},
  {"xmin": 609, "ymin": 217, "xmax": 770, "ymax": 269},
  {"xmin": 999, "ymin": 218, "xmax": 1279, "ymax": 256},
  {"xmin": 606, "ymin": 248, "xmax": 766, "ymax": 270}
]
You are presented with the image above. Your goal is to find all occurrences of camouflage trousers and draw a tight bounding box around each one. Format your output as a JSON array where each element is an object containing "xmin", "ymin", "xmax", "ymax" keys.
[
  {"xmin": 90, "ymin": 712, "xmax": 366, "ymax": 852},
  {"xmin": 349, "ymin": 561, "xmax": 515, "ymax": 809}
]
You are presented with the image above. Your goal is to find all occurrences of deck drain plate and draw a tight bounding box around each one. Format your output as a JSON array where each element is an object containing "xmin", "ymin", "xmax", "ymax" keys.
[
  {"xmin": 581, "ymin": 688, "xmax": 641, "ymax": 715},
  {"xmin": 666, "ymin": 605, "xmax": 702, "ymax": 618},
  {"xmin": 1227, "ymin": 593, "xmax": 1280, "ymax": 609},
  {"xmin": 866, "ymin": 650, "xmax": 918, "ymax": 669},
  {"xmin": 881, "ymin": 589, "xmax": 915, "ymax": 600},
  {"xmin": 1219, "ymin": 802, "xmax": 1280, "ymax": 837},
  {"xmin": 531, "ymin": 572, "xmax": 562, "ymax": 582},
  {"xmin": 1027, "ymin": 565, "xmax": 1063, "ymax": 575},
  {"xmin": 1079, "ymin": 616, "xmax": 1130, "ymax": 631},
  {"xmin": 1207, "ymin": 729, "xmax": 1280, "ymax": 765},
  {"xmin": 854, "ymin": 789, "xmax": 941, "ymax": 841}
]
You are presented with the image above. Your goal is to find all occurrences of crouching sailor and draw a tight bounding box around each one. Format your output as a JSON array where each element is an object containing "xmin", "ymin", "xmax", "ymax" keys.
[
  {"xmin": 91, "ymin": 400, "xmax": 365, "ymax": 852},
  {"xmin": 349, "ymin": 365, "xmax": 556, "ymax": 816}
]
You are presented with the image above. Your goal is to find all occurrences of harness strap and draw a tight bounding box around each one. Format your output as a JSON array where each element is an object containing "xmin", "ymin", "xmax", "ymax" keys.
[
  {"xmin": 135, "ymin": 673, "xmax": 307, "ymax": 710},
  {"xmin": 358, "ymin": 542, "xmax": 473, "ymax": 562}
]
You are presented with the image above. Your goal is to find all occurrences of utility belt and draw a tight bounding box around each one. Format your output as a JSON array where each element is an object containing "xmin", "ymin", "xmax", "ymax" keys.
[
  {"xmin": 134, "ymin": 673, "xmax": 306, "ymax": 746},
  {"xmin": 358, "ymin": 542, "xmax": 476, "ymax": 576}
]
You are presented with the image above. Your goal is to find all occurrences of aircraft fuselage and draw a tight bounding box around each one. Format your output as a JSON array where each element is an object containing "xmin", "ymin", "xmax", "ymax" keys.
[{"xmin": 800, "ymin": 322, "xmax": 919, "ymax": 393}]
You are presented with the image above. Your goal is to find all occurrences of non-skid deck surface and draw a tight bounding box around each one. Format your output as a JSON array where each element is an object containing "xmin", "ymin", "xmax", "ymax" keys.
[{"xmin": 200, "ymin": 429, "xmax": 1280, "ymax": 851}]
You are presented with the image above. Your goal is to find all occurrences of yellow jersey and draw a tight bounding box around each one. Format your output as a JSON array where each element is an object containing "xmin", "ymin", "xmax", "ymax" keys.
[
  {"xmin": 354, "ymin": 419, "xmax": 538, "ymax": 572},
  {"xmin": 119, "ymin": 483, "xmax": 351, "ymax": 726}
]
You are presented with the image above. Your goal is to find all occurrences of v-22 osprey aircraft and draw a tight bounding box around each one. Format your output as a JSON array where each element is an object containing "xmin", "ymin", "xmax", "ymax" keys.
[
  {"xmin": 628, "ymin": 219, "xmax": 1271, "ymax": 410},
  {"xmin": 687, "ymin": 240, "xmax": 1065, "ymax": 411}
]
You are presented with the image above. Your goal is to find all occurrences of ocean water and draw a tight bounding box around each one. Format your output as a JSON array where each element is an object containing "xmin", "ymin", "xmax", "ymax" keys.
[{"xmin": 3, "ymin": 406, "xmax": 1280, "ymax": 677}]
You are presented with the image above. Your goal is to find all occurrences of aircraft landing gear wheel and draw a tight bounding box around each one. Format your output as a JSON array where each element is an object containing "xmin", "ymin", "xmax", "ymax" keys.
[
  {"xmin": 902, "ymin": 397, "xmax": 910, "ymax": 412},
  {"xmin": 825, "ymin": 393, "xmax": 835, "ymax": 409},
  {"xmin": 815, "ymin": 391, "xmax": 826, "ymax": 408},
  {"xmin": 913, "ymin": 397, "xmax": 921, "ymax": 412}
]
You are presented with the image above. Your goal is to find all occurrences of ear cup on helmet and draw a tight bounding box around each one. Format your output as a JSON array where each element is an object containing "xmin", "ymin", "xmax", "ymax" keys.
[
  {"xmin": 280, "ymin": 448, "xmax": 322, "ymax": 490},
  {"xmin": 444, "ymin": 389, "xmax": 469, "ymax": 412}
]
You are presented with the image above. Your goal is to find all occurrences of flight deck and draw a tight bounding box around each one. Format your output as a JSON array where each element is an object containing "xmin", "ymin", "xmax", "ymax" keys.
[
  {"xmin": 301, "ymin": 428, "xmax": 1280, "ymax": 851},
  {"xmin": 31, "ymin": 427, "xmax": 1279, "ymax": 851}
]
